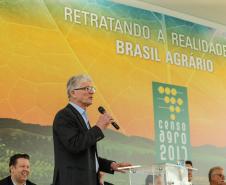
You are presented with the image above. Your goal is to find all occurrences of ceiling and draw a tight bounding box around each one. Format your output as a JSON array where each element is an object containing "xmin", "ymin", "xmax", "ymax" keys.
[{"xmin": 139, "ymin": 0, "xmax": 226, "ymax": 26}]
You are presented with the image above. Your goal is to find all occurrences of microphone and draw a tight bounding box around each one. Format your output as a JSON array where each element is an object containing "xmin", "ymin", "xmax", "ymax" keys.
[{"xmin": 98, "ymin": 106, "xmax": 120, "ymax": 130}]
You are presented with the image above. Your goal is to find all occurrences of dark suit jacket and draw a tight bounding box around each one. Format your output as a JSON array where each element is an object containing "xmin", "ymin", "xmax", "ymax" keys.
[
  {"xmin": 0, "ymin": 176, "xmax": 36, "ymax": 185},
  {"xmin": 52, "ymin": 104, "xmax": 114, "ymax": 185},
  {"xmin": 104, "ymin": 182, "xmax": 114, "ymax": 185}
]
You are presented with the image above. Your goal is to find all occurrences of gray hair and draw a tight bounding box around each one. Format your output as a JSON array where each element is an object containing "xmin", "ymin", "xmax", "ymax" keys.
[{"xmin": 67, "ymin": 74, "xmax": 92, "ymax": 98}]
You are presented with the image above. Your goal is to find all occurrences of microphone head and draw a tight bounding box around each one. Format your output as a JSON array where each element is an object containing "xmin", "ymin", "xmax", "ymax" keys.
[
  {"xmin": 98, "ymin": 106, "xmax": 120, "ymax": 130},
  {"xmin": 98, "ymin": 106, "xmax": 105, "ymax": 114}
]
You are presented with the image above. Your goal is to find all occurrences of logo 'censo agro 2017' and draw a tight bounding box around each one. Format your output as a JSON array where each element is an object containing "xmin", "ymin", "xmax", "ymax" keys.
[{"xmin": 152, "ymin": 82, "xmax": 191, "ymax": 163}]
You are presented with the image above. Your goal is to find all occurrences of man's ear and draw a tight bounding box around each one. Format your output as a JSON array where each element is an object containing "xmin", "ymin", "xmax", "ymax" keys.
[
  {"xmin": 70, "ymin": 90, "xmax": 75, "ymax": 97},
  {"xmin": 9, "ymin": 165, "xmax": 14, "ymax": 173},
  {"xmin": 70, "ymin": 89, "xmax": 78, "ymax": 98}
]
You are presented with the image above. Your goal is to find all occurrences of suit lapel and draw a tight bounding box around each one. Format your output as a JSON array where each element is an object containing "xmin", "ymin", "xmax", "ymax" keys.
[
  {"xmin": 8, "ymin": 176, "xmax": 15, "ymax": 185},
  {"xmin": 66, "ymin": 104, "xmax": 88, "ymax": 130}
]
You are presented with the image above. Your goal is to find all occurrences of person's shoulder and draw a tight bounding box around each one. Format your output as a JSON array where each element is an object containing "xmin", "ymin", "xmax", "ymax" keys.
[
  {"xmin": 56, "ymin": 104, "xmax": 70, "ymax": 114},
  {"xmin": 27, "ymin": 179, "xmax": 37, "ymax": 185},
  {"xmin": 57, "ymin": 104, "xmax": 77, "ymax": 115},
  {"xmin": 53, "ymin": 104, "xmax": 72, "ymax": 119},
  {"xmin": 0, "ymin": 176, "xmax": 11, "ymax": 185},
  {"xmin": 104, "ymin": 182, "xmax": 114, "ymax": 185}
]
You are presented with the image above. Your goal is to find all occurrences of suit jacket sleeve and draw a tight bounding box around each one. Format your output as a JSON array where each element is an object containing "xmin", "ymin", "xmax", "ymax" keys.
[
  {"xmin": 98, "ymin": 157, "xmax": 115, "ymax": 174},
  {"xmin": 53, "ymin": 106, "xmax": 104, "ymax": 154}
]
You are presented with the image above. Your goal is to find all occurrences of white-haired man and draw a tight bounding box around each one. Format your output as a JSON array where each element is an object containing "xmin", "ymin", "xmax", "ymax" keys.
[{"xmin": 52, "ymin": 74, "xmax": 130, "ymax": 185}]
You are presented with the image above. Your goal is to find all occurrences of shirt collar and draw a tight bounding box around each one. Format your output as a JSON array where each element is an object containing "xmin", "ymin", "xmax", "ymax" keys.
[
  {"xmin": 69, "ymin": 102, "xmax": 85, "ymax": 115},
  {"xmin": 11, "ymin": 177, "xmax": 26, "ymax": 185}
]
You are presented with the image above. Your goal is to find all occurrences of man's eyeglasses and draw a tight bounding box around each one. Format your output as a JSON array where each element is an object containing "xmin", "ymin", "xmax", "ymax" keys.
[
  {"xmin": 213, "ymin": 174, "xmax": 225, "ymax": 178},
  {"xmin": 74, "ymin": 86, "xmax": 96, "ymax": 93}
]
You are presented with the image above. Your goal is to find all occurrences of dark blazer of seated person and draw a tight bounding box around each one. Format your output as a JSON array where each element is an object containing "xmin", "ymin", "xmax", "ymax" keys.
[
  {"xmin": 0, "ymin": 176, "xmax": 36, "ymax": 185},
  {"xmin": 104, "ymin": 182, "xmax": 114, "ymax": 185}
]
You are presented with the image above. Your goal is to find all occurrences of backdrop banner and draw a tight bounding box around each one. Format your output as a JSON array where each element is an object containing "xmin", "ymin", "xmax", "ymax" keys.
[{"xmin": 0, "ymin": 0, "xmax": 226, "ymax": 184}]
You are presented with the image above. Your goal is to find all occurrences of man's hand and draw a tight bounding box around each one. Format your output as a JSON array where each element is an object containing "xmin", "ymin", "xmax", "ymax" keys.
[
  {"xmin": 99, "ymin": 171, "xmax": 104, "ymax": 185},
  {"xmin": 96, "ymin": 113, "xmax": 113, "ymax": 130},
  {"xmin": 110, "ymin": 162, "xmax": 132, "ymax": 173}
]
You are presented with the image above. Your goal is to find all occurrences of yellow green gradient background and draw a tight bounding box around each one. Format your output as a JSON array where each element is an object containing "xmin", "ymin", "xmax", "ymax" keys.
[{"xmin": 0, "ymin": 0, "xmax": 226, "ymax": 148}]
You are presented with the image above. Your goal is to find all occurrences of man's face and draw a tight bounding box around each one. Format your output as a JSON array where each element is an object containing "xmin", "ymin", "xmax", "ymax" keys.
[
  {"xmin": 71, "ymin": 81, "xmax": 95, "ymax": 108},
  {"xmin": 186, "ymin": 163, "xmax": 193, "ymax": 182},
  {"xmin": 155, "ymin": 176, "xmax": 164, "ymax": 185},
  {"xmin": 211, "ymin": 169, "xmax": 225, "ymax": 185},
  {"xmin": 11, "ymin": 158, "xmax": 30, "ymax": 183}
]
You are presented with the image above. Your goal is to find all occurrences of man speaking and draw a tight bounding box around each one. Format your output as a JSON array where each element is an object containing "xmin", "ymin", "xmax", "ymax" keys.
[{"xmin": 52, "ymin": 74, "xmax": 130, "ymax": 185}]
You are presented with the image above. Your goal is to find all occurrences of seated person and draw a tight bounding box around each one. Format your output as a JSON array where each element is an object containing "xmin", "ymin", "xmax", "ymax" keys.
[
  {"xmin": 155, "ymin": 175, "xmax": 165, "ymax": 185},
  {"xmin": 185, "ymin": 160, "xmax": 193, "ymax": 184},
  {"xmin": 145, "ymin": 174, "xmax": 165, "ymax": 185},
  {"xmin": 209, "ymin": 166, "xmax": 226, "ymax": 185},
  {"xmin": 145, "ymin": 174, "xmax": 154, "ymax": 185},
  {"xmin": 0, "ymin": 153, "xmax": 36, "ymax": 185}
]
